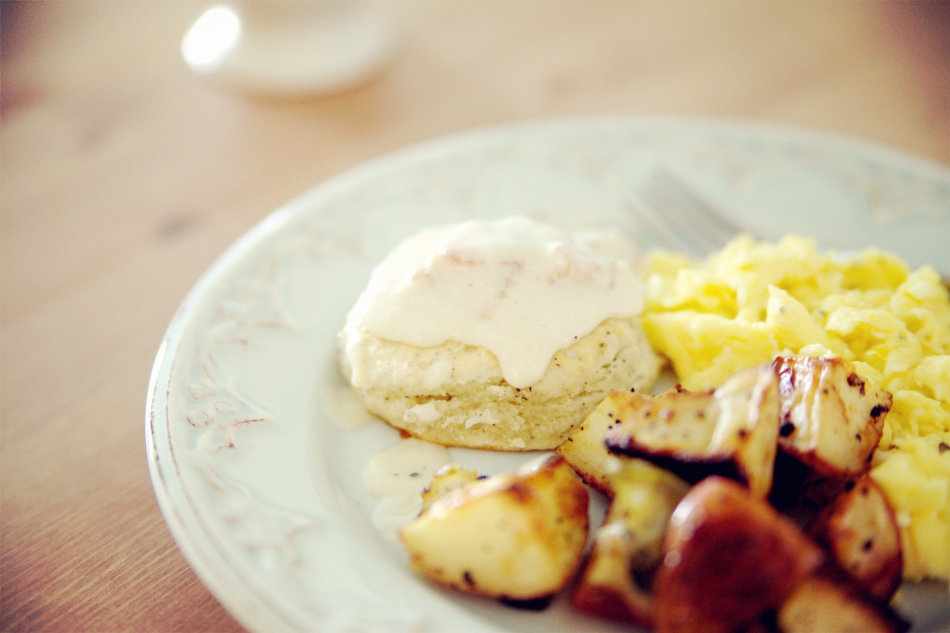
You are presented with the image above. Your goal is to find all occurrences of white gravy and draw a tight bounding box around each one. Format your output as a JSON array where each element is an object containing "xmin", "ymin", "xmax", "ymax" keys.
[
  {"xmin": 342, "ymin": 216, "xmax": 645, "ymax": 388},
  {"xmin": 362, "ymin": 438, "xmax": 453, "ymax": 538}
]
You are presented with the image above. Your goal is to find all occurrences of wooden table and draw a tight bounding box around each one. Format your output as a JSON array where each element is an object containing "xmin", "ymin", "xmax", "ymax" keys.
[{"xmin": 2, "ymin": 1, "xmax": 948, "ymax": 631}]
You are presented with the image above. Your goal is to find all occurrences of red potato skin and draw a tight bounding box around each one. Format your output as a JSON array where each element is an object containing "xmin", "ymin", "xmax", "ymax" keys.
[{"xmin": 654, "ymin": 477, "xmax": 825, "ymax": 633}]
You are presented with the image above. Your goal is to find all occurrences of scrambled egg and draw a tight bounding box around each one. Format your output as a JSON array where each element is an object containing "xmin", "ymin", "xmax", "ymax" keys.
[{"xmin": 641, "ymin": 235, "xmax": 950, "ymax": 584}]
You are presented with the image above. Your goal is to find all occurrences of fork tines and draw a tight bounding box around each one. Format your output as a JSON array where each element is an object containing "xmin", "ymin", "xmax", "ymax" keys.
[{"xmin": 632, "ymin": 168, "xmax": 745, "ymax": 257}]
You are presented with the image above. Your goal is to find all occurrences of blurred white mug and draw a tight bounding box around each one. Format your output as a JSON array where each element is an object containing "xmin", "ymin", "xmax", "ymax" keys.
[{"xmin": 182, "ymin": 0, "xmax": 395, "ymax": 96}]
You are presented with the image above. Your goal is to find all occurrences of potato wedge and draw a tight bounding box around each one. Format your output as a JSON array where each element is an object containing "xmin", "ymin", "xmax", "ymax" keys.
[
  {"xmin": 604, "ymin": 364, "xmax": 780, "ymax": 498},
  {"xmin": 398, "ymin": 454, "xmax": 588, "ymax": 602},
  {"xmin": 556, "ymin": 388, "xmax": 676, "ymax": 496},
  {"xmin": 809, "ymin": 475, "xmax": 903, "ymax": 601},
  {"xmin": 654, "ymin": 477, "xmax": 824, "ymax": 633},
  {"xmin": 777, "ymin": 565, "xmax": 910, "ymax": 633},
  {"xmin": 419, "ymin": 463, "xmax": 481, "ymax": 513},
  {"xmin": 772, "ymin": 356, "xmax": 891, "ymax": 478},
  {"xmin": 555, "ymin": 392, "xmax": 626, "ymax": 497},
  {"xmin": 572, "ymin": 459, "xmax": 690, "ymax": 627}
]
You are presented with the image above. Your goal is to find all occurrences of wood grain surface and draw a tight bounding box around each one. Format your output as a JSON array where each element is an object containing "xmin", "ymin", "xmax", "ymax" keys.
[{"xmin": 1, "ymin": 1, "xmax": 948, "ymax": 631}]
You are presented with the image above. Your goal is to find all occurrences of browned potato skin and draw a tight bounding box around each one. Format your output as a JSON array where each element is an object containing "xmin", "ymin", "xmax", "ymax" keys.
[
  {"xmin": 556, "ymin": 388, "xmax": 686, "ymax": 497},
  {"xmin": 654, "ymin": 477, "xmax": 824, "ymax": 633},
  {"xmin": 772, "ymin": 356, "xmax": 891, "ymax": 478},
  {"xmin": 399, "ymin": 455, "xmax": 589, "ymax": 602},
  {"xmin": 555, "ymin": 391, "xmax": 639, "ymax": 497},
  {"xmin": 603, "ymin": 365, "xmax": 780, "ymax": 499},
  {"xmin": 809, "ymin": 475, "xmax": 903, "ymax": 602},
  {"xmin": 777, "ymin": 564, "xmax": 910, "ymax": 633},
  {"xmin": 571, "ymin": 460, "xmax": 690, "ymax": 627},
  {"xmin": 419, "ymin": 463, "xmax": 481, "ymax": 513}
]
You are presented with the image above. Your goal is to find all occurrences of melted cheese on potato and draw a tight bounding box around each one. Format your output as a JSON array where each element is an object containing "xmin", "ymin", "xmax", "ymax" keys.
[{"xmin": 641, "ymin": 235, "xmax": 950, "ymax": 584}]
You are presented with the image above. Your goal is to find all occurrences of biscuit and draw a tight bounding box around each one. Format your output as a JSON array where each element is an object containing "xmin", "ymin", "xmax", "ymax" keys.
[{"xmin": 339, "ymin": 316, "xmax": 661, "ymax": 450}]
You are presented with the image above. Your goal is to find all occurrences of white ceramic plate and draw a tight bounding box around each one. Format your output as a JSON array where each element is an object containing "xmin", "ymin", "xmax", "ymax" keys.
[{"xmin": 147, "ymin": 117, "xmax": 950, "ymax": 633}]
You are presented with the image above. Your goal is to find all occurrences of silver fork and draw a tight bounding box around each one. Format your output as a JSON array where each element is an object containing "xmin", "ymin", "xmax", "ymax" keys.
[
  {"xmin": 629, "ymin": 167, "xmax": 746, "ymax": 257},
  {"xmin": 630, "ymin": 167, "xmax": 950, "ymax": 289}
]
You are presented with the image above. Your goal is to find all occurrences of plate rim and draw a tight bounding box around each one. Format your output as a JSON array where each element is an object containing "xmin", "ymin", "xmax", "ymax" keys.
[{"xmin": 145, "ymin": 114, "xmax": 950, "ymax": 633}]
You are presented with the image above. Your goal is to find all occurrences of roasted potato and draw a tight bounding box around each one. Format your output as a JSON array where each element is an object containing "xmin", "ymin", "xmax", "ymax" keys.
[
  {"xmin": 555, "ymin": 391, "xmax": 627, "ymax": 497},
  {"xmin": 776, "ymin": 565, "xmax": 910, "ymax": 633},
  {"xmin": 571, "ymin": 459, "xmax": 690, "ymax": 627},
  {"xmin": 654, "ymin": 477, "xmax": 824, "ymax": 633},
  {"xmin": 772, "ymin": 356, "xmax": 891, "ymax": 478},
  {"xmin": 604, "ymin": 364, "xmax": 781, "ymax": 499},
  {"xmin": 556, "ymin": 388, "xmax": 682, "ymax": 496},
  {"xmin": 398, "ymin": 454, "xmax": 589, "ymax": 602},
  {"xmin": 809, "ymin": 475, "xmax": 903, "ymax": 601},
  {"xmin": 419, "ymin": 463, "xmax": 481, "ymax": 513}
]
